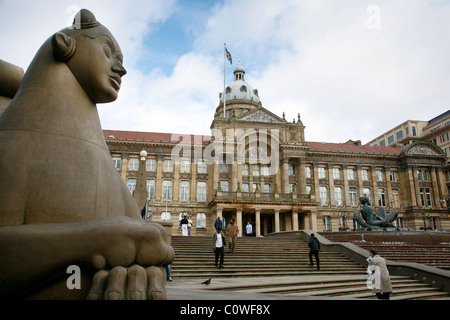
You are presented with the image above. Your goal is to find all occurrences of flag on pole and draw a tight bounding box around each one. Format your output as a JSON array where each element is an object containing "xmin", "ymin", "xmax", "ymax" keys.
[{"xmin": 225, "ymin": 47, "xmax": 232, "ymax": 64}]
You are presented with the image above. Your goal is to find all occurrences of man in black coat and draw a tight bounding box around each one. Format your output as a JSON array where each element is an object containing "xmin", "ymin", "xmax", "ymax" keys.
[{"xmin": 308, "ymin": 233, "xmax": 320, "ymax": 270}]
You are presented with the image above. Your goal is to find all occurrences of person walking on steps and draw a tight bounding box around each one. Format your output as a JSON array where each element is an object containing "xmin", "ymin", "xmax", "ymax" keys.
[
  {"xmin": 225, "ymin": 218, "xmax": 239, "ymax": 253},
  {"xmin": 368, "ymin": 249, "xmax": 392, "ymax": 300},
  {"xmin": 212, "ymin": 227, "xmax": 226, "ymax": 268},
  {"xmin": 308, "ymin": 233, "xmax": 320, "ymax": 270}
]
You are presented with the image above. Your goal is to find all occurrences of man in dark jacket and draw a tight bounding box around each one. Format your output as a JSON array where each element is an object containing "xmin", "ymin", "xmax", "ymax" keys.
[{"xmin": 308, "ymin": 233, "xmax": 320, "ymax": 270}]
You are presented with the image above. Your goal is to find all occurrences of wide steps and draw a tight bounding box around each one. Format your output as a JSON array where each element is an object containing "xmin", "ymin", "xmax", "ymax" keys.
[{"xmin": 170, "ymin": 235, "xmax": 450, "ymax": 299}]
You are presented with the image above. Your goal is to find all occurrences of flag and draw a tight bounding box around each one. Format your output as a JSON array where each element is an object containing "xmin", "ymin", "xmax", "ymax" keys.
[{"xmin": 225, "ymin": 47, "xmax": 232, "ymax": 64}]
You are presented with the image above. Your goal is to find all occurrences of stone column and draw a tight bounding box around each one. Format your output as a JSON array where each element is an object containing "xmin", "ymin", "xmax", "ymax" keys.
[
  {"xmin": 282, "ymin": 157, "xmax": 289, "ymax": 193},
  {"xmin": 384, "ymin": 166, "xmax": 392, "ymax": 209},
  {"xmin": 292, "ymin": 209, "xmax": 299, "ymax": 231},
  {"xmin": 342, "ymin": 164, "xmax": 350, "ymax": 206},
  {"xmin": 236, "ymin": 208, "xmax": 243, "ymax": 237},
  {"xmin": 430, "ymin": 167, "xmax": 440, "ymax": 208},
  {"xmin": 412, "ymin": 167, "xmax": 421, "ymax": 207},
  {"xmin": 255, "ymin": 208, "xmax": 261, "ymax": 237},
  {"xmin": 274, "ymin": 209, "xmax": 280, "ymax": 233},
  {"xmin": 327, "ymin": 164, "xmax": 335, "ymax": 206}
]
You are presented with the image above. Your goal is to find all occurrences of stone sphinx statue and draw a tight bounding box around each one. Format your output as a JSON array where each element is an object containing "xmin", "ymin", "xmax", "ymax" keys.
[
  {"xmin": 0, "ymin": 9, "xmax": 174, "ymax": 299},
  {"xmin": 353, "ymin": 196, "xmax": 398, "ymax": 230}
]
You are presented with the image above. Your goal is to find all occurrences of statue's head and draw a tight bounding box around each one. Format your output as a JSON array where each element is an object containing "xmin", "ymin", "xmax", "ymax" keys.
[
  {"xmin": 51, "ymin": 9, "xmax": 127, "ymax": 103},
  {"xmin": 360, "ymin": 196, "xmax": 371, "ymax": 206}
]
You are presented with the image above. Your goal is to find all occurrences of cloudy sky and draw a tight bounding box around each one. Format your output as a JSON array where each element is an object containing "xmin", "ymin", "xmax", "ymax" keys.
[{"xmin": 1, "ymin": 0, "xmax": 449, "ymax": 144}]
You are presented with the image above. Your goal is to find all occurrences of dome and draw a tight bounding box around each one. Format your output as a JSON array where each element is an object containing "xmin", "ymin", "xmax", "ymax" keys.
[{"xmin": 220, "ymin": 61, "xmax": 260, "ymax": 104}]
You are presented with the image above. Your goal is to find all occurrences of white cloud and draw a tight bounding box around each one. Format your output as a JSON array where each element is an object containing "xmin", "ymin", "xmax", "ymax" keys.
[{"xmin": 2, "ymin": 0, "xmax": 450, "ymax": 144}]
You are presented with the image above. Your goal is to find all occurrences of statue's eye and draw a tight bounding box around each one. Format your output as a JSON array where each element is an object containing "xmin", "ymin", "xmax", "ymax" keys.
[{"xmin": 103, "ymin": 46, "xmax": 112, "ymax": 58}]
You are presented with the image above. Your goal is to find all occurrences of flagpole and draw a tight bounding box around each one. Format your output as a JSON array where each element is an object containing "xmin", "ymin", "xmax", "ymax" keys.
[{"xmin": 223, "ymin": 43, "xmax": 226, "ymax": 118}]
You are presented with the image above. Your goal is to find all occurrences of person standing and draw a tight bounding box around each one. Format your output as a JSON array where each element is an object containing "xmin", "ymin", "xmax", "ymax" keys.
[
  {"xmin": 214, "ymin": 217, "xmax": 223, "ymax": 230},
  {"xmin": 212, "ymin": 227, "xmax": 226, "ymax": 267},
  {"xmin": 180, "ymin": 214, "xmax": 189, "ymax": 236},
  {"xmin": 368, "ymin": 249, "xmax": 393, "ymax": 299},
  {"xmin": 308, "ymin": 233, "xmax": 320, "ymax": 270},
  {"xmin": 187, "ymin": 215, "xmax": 193, "ymax": 236},
  {"xmin": 225, "ymin": 218, "xmax": 239, "ymax": 253},
  {"xmin": 245, "ymin": 221, "xmax": 253, "ymax": 236}
]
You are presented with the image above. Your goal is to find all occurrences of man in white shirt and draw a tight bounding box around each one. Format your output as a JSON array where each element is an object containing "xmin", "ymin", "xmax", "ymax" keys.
[
  {"xmin": 212, "ymin": 227, "xmax": 226, "ymax": 267},
  {"xmin": 246, "ymin": 221, "xmax": 253, "ymax": 236}
]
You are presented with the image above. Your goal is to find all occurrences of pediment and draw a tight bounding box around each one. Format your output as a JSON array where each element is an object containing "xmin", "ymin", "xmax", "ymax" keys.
[
  {"xmin": 401, "ymin": 141, "xmax": 446, "ymax": 157},
  {"xmin": 237, "ymin": 109, "xmax": 284, "ymax": 124}
]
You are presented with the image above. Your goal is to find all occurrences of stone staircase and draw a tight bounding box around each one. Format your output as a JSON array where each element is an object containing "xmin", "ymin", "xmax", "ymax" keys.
[
  {"xmin": 322, "ymin": 233, "xmax": 450, "ymax": 271},
  {"xmin": 170, "ymin": 235, "xmax": 450, "ymax": 299}
]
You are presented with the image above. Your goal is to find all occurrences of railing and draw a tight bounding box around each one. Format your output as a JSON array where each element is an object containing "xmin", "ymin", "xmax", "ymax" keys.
[{"xmin": 215, "ymin": 190, "xmax": 313, "ymax": 202}]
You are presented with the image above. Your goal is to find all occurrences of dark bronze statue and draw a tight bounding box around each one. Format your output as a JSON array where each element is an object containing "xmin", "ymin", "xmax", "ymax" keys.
[{"xmin": 353, "ymin": 196, "xmax": 398, "ymax": 229}]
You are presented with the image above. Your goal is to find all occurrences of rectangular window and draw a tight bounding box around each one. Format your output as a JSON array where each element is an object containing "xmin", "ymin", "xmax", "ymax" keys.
[
  {"xmin": 305, "ymin": 166, "xmax": 311, "ymax": 178},
  {"xmin": 242, "ymin": 164, "xmax": 249, "ymax": 176},
  {"xmin": 163, "ymin": 159, "xmax": 173, "ymax": 172},
  {"xmin": 242, "ymin": 183, "xmax": 249, "ymax": 192},
  {"xmin": 319, "ymin": 186, "xmax": 328, "ymax": 206},
  {"xmin": 197, "ymin": 161, "xmax": 207, "ymax": 174},
  {"xmin": 389, "ymin": 170, "xmax": 398, "ymax": 182},
  {"xmin": 261, "ymin": 165, "xmax": 270, "ymax": 176},
  {"xmin": 180, "ymin": 160, "xmax": 190, "ymax": 173},
  {"xmin": 220, "ymin": 180, "xmax": 229, "ymax": 192},
  {"xmin": 289, "ymin": 183, "xmax": 296, "ymax": 194},
  {"xmin": 127, "ymin": 178, "xmax": 137, "ymax": 193},
  {"xmin": 306, "ymin": 185, "xmax": 312, "ymax": 195},
  {"xmin": 363, "ymin": 188, "xmax": 371, "ymax": 201},
  {"xmin": 332, "ymin": 167, "xmax": 341, "ymax": 180},
  {"xmin": 196, "ymin": 213, "xmax": 206, "ymax": 229},
  {"xmin": 396, "ymin": 130, "xmax": 403, "ymax": 141},
  {"xmin": 288, "ymin": 164, "xmax": 295, "ymax": 175},
  {"xmin": 323, "ymin": 216, "xmax": 332, "ymax": 231},
  {"xmin": 161, "ymin": 211, "xmax": 171, "ymax": 222},
  {"xmin": 405, "ymin": 127, "xmax": 409, "ymax": 137},
  {"xmin": 128, "ymin": 158, "xmax": 139, "ymax": 171},
  {"xmin": 146, "ymin": 180, "xmax": 155, "ymax": 199},
  {"xmin": 426, "ymin": 188, "xmax": 432, "ymax": 206},
  {"xmin": 349, "ymin": 187, "xmax": 357, "ymax": 206},
  {"xmin": 361, "ymin": 169, "xmax": 369, "ymax": 181},
  {"xmin": 252, "ymin": 164, "xmax": 260, "ymax": 176},
  {"xmin": 253, "ymin": 183, "xmax": 261, "ymax": 192},
  {"xmin": 197, "ymin": 182, "xmax": 206, "ymax": 202},
  {"xmin": 412, "ymin": 126, "xmax": 416, "ymax": 136},
  {"xmin": 392, "ymin": 191, "xmax": 400, "ymax": 208},
  {"xmin": 162, "ymin": 180, "xmax": 172, "ymax": 200},
  {"xmin": 375, "ymin": 169, "xmax": 383, "ymax": 181},
  {"xmin": 334, "ymin": 187, "xmax": 343, "ymax": 206},
  {"xmin": 379, "ymin": 140, "xmax": 386, "ymax": 146},
  {"xmin": 388, "ymin": 135, "xmax": 394, "ymax": 145},
  {"xmin": 146, "ymin": 159, "xmax": 156, "ymax": 172},
  {"xmin": 318, "ymin": 167, "xmax": 326, "ymax": 179},
  {"xmin": 378, "ymin": 188, "xmax": 386, "ymax": 206},
  {"xmin": 112, "ymin": 157, "xmax": 121, "ymax": 170},
  {"xmin": 347, "ymin": 168, "xmax": 355, "ymax": 180},
  {"xmin": 264, "ymin": 183, "xmax": 271, "ymax": 193},
  {"xmin": 179, "ymin": 181, "xmax": 190, "ymax": 201}
]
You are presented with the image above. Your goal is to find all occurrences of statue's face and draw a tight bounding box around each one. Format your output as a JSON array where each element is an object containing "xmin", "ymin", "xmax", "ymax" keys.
[{"xmin": 67, "ymin": 29, "xmax": 127, "ymax": 103}]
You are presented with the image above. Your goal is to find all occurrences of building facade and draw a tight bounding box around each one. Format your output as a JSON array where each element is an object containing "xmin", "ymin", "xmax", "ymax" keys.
[{"xmin": 104, "ymin": 64, "xmax": 450, "ymax": 236}]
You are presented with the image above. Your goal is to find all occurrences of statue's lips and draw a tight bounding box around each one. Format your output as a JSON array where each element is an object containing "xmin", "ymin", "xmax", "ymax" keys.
[{"xmin": 109, "ymin": 75, "xmax": 121, "ymax": 90}]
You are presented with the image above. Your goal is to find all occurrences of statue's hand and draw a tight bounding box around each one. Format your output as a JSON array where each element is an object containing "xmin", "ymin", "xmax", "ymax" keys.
[
  {"xmin": 82, "ymin": 216, "xmax": 174, "ymax": 300},
  {"xmin": 87, "ymin": 216, "xmax": 174, "ymax": 270},
  {"xmin": 86, "ymin": 265, "xmax": 167, "ymax": 300}
]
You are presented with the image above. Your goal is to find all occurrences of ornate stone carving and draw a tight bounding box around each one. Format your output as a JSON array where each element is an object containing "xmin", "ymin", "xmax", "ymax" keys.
[
  {"xmin": 239, "ymin": 109, "xmax": 283, "ymax": 123},
  {"xmin": 407, "ymin": 145, "xmax": 438, "ymax": 156}
]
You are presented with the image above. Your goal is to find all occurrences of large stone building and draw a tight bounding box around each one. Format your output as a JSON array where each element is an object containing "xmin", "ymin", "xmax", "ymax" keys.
[{"xmin": 104, "ymin": 63, "xmax": 450, "ymax": 235}]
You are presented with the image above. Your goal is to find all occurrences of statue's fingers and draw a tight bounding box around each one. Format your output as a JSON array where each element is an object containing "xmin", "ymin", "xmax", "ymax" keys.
[
  {"xmin": 126, "ymin": 264, "xmax": 147, "ymax": 300},
  {"xmin": 102, "ymin": 266, "xmax": 127, "ymax": 300},
  {"xmin": 145, "ymin": 266, "xmax": 166, "ymax": 300},
  {"xmin": 86, "ymin": 269, "xmax": 108, "ymax": 300}
]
